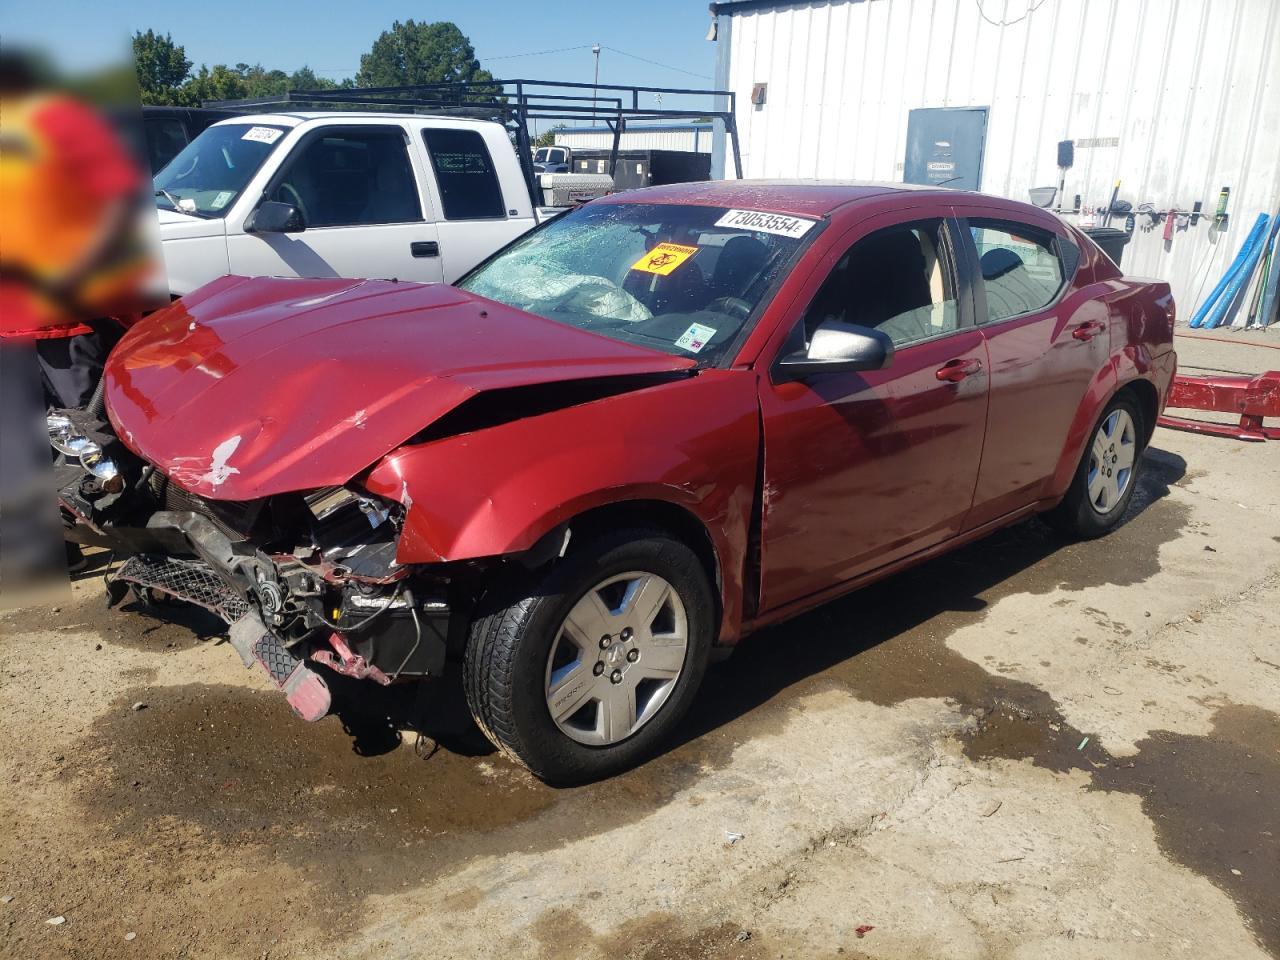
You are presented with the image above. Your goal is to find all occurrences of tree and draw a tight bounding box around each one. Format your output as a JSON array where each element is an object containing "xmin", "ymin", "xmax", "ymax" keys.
[
  {"xmin": 533, "ymin": 124, "xmax": 567, "ymax": 149},
  {"xmin": 356, "ymin": 20, "xmax": 497, "ymax": 89},
  {"xmin": 177, "ymin": 65, "xmax": 249, "ymax": 106},
  {"xmin": 132, "ymin": 30, "xmax": 191, "ymax": 105}
]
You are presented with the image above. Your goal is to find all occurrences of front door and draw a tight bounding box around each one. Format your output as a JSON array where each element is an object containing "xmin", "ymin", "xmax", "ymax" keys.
[
  {"xmin": 758, "ymin": 215, "xmax": 990, "ymax": 611},
  {"xmin": 227, "ymin": 125, "xmax": 444, "ymax": 284}
]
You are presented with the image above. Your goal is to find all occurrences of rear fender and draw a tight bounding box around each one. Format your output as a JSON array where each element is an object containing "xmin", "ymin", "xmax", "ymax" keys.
[
  {"xmin": 363, "ymin": 371, "xmax": 761, "ymax": 643},
  {"xmin": 1047, "ymin": 346, "xmax": 1171, "ymax": 499}
]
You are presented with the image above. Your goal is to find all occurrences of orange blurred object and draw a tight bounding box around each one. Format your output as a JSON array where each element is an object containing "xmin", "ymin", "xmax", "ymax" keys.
[{"xmin": 0, "ymin": 65, "xmax": 148, "ymax": 338}]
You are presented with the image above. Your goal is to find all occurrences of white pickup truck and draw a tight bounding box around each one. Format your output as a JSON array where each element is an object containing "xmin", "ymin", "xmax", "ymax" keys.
[{"xmin": 153, "ymin": 112, "xmax": 585, "ymax": 296}]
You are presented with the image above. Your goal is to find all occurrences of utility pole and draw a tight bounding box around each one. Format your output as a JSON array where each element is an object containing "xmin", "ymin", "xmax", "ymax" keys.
[{"xmin": 592, "ymin": 43, "xmax": 601, "ymax": 122}]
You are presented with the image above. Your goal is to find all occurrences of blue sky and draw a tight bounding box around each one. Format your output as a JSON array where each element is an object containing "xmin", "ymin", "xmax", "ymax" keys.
[{"xmin": 5, "ymin": 0, "xmax": 719, "ymax": 125}]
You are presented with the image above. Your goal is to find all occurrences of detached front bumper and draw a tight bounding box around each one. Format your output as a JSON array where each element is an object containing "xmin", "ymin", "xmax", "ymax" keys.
[{"xmin": 228, "ymin": 612, "xmax": 333, "ymax": 722}]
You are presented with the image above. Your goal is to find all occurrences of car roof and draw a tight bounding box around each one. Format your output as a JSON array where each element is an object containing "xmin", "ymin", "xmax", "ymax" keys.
[{"xmin": 598, "ymin": 179, "xmax": 953, "ymax": 218}]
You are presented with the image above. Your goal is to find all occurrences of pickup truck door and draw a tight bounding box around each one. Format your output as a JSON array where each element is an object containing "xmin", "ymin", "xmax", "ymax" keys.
[
  {"xmin": 417, "ymin": 127, "xmax": 538, "ymax": 282},
  {"xmin": 757, "ymin": 213, "xmax": 990, "ymax": 611},
  {"xmin": 226, "ymin": 124, "xmax": 444, "ymax": 285}
]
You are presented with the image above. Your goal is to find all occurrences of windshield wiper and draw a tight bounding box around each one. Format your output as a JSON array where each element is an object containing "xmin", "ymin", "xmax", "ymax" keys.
[{"xmin": 154, "ymin": 189, "xmax": 210, "ymax": 218}]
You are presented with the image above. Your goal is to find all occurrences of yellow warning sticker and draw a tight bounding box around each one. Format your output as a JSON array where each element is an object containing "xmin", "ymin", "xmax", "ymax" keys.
[{"xmin": 630, "ymin": 242, "xmax": 699, "ymax": 276}]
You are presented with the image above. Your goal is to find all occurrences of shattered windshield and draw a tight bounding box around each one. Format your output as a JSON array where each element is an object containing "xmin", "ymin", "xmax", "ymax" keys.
[
  {"xmin": 459, "ymin": 202, "xmax": 817, "ymax": 364},
  {"xmin": 153, "ymin": 123, "xmax": 288, "ymax": 217}
]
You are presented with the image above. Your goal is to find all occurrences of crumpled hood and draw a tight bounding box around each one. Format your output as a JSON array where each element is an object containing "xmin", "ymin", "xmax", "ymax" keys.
[{"xmin": 105, "ymin": 275, "xmax": 694, "ymax": 500}]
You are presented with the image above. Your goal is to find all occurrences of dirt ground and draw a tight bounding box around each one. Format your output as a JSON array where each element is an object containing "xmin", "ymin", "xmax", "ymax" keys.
[{"xmin": 2, "ymin": 330, "xmax": 1278, "ymax": 960}]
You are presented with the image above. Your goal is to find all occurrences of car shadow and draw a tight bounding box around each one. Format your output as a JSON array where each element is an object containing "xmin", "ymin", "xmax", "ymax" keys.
[
  {"xmin": 667, "ymin": 444, "xmax": 1188, "ymax": 754},
  {"xmin": 328, "ymin": 445, "xmax": 1187, "ymax": 770}
]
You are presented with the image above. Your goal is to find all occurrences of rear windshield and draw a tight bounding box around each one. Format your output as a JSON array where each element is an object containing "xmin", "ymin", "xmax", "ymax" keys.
[{"xmin": 459, "ymin": 202, "xmax": 817, "ymax": 364}]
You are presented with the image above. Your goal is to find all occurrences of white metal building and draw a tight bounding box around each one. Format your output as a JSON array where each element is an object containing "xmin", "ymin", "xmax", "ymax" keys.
[
  {"xmin": 708, "ymin": 0, "xmax": 1280, "ymax": 315},
  {"xmin": 553, "ymin": 122, "xmax": 714, "ymax": 154}
]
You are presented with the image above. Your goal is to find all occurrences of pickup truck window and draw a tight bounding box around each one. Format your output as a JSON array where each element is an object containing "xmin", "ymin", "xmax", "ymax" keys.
[
  {"xmin": 534, "ymin": 147, "xmax": 567, "ymax": 165},
  {"xmin": 269, "ymin": 128, "xmax": 422, "ymax": 228},
  {"xmin": 154, "ymin": 123, "xmax": 287, "ymax": 217},
  {"xmin": 422, "ymin": 128, "xmax": 505, "ymax": 220},
  {"xmin": 145, "ymin": 117, "xmax": 188, "ymax": 175},
  {"xmin": 459, "ymin": 202, "xmax": 809, "ymax": 364}
]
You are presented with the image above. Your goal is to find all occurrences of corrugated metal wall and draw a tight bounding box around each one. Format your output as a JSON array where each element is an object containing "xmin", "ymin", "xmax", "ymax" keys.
[
  {"xmin": 714, "ymin": 0, "xmax": 1280, "ymax": 315},
  {"xmin": 554, "ymin": 125, "xmax": 713, "ymax": 153}
]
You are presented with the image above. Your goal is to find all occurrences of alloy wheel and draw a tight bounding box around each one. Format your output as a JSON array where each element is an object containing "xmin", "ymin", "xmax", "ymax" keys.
[
  {"xmin": 544, "ymin": 571, "xmax": 689, "ymax": 746},
  {"xmin": 1087, "ymin": 408, "xmax": 1137, "ymax": 514}
]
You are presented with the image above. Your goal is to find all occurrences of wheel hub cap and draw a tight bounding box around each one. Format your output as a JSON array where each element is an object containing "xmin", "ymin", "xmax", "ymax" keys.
[
  {"xmin": 544, "ymin": 571, "xmax": 689, "ymax": 746},
  {"xmin": 1087, "ymin": 408, "xmax": 1137, "ymax": 515}
]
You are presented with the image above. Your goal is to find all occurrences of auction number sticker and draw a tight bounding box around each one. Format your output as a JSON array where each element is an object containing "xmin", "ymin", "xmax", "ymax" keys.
[
  {"xmin": 714, "ymin": 209, "xmax": 817, "ymax": 238},
  {"xmin": 631, "ymin": 242, "xmax": 699, "ymax": 276},
  {"xmin": 675, "ymin": 322, "xmax": 717, "ymax": 354},
  {"xmin": 241, "ymin": 126, "xmax": 283, "ymax": 144}
]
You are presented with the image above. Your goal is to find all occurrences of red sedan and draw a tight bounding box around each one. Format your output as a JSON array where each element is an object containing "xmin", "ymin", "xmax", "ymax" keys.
[{"xmin": 54, "ymin": 181, "xmax": 1177, "ymax": 782}]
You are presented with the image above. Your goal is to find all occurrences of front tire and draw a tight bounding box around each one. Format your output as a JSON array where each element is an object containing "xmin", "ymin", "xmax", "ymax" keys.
[
  {"xmin": 1047, "ymin": 393, "xmax": 1145, "ymax": 539},
  {"xmin": 464, "ymin": 528, "xmax": 714, "ymax": 784}
]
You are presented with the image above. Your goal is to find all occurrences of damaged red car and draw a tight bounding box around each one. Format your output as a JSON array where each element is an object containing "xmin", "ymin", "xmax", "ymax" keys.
[{"xmin": 53, "ymin": 182, "xmax": 1177, "ymax": 783}]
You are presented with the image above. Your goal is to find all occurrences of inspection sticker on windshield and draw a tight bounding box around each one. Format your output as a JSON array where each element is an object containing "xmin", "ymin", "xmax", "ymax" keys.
[
  {"xmin": 209, "ymin": 190, "xmax": 234, "ymax": 210},
  {"xmin": 241, "ymin": 126, "xmax": 282, "ymax": 144},
  {"xmin": 675, "ymin": 322, "xmax": 717, "ymax": 354},
  {"xmin": 631, "ymin": 242, "xmax": 699, "ymax": 276},
  {"xmin": 714, "ymin": 209, "xmax": 817, "ymax": 238}
]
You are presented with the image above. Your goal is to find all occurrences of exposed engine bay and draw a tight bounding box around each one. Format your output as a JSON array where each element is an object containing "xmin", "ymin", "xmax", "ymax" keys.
[{"xmin": 49, "ymin": 405, "xmax": 463, "ymax": 720}]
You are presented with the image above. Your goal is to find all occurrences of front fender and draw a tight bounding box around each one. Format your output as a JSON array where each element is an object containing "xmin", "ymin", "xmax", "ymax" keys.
[
  {"xmin": 363, "ymin": 370, "xmax": 761, "ymax": 641},
  {"xmin": 159, "ymin": 235, "xmax": 230, "ymax": 297}
]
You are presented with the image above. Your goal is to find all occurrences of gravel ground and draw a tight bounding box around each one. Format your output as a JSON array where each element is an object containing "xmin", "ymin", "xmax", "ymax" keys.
[{"xmin": 1, "ymin": 329, "xmax": 1277, "ymax": 960}]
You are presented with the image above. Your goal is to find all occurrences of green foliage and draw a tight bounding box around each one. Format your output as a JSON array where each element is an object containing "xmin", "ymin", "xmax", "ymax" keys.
[
  {"xmin": 131, "ymin": 20, "xmax": 479, "ymax": 108},
  {"xmin": 132, "ymin": 30, "xmax": 192, "ymax": 105},
  {"xmin": 533, "ymin": 124, "xmax": 568, "ymax": 149},
  {"xmin": 176, "ymin": 64, "xmax": 247, "ymax": 105},
  {"xmin": 356, "ymin": 20, "xmax": 497, "ymax": 89}
]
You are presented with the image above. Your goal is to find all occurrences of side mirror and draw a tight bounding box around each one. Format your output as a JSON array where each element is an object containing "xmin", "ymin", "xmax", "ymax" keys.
[
  {"xmin": 245, "ymin": 200, "xmax": 305, "ymax": 234},
  {"xmin": 776, "ymin": 319, "xmax": 895, "ymax": 381}
]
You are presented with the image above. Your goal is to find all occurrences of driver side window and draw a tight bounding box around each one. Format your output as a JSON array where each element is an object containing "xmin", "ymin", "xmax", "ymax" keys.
[
  {"xmin": 270, "ymin": 128, "xmax": 422, "ymax": 228},
  {"xmin": 802, "ymin": 219, "xmax": 958, "ymax": 347}
]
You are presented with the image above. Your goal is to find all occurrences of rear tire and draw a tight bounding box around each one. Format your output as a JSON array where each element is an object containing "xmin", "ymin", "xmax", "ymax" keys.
[
  {"xmin": 1047, "ymin": 392, "xmax": 1145, "ymax": 539},
  {"xmin": 464, "ymin": 527, "xmax": 714, "ymax": 784}
]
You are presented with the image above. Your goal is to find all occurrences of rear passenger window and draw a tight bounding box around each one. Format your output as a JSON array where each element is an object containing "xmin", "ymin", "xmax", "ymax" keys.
[
  {"xmin": 801, "ymin": 219, "xmax": 959, "ymax": 347},
  {"xmin": 970, "ymin": 220, "xmax": 1066, "ymax": 322},
  {"xmin": 422, "ymin": 129, "xmax": 505, "ymax": 220}
]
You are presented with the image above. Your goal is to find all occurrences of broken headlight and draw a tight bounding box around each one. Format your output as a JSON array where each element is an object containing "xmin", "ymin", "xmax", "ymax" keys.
[
  {"xmin": 47, "ymin": 414, "xmax": 124, "ymax": 491},
  {"xmin": 304, "ymin": 486, "xmax": 393, "ymax": 529},
  {"xmin": 79, "ymin": 446, "xmax": 121, "ymax": 483}
]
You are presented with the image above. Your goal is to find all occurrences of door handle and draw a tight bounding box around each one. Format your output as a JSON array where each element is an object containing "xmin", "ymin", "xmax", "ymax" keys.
[
  {"xmin": 410, "ymin": 241, "xmax": 439, "ymax": 258},
  {"xmin": 935, "ymin": 357, "xmax": 983, "ymax": 382},
  {"xmin": 1072, "ymin": 320, "xmax": 1105, "ymax": 341}
]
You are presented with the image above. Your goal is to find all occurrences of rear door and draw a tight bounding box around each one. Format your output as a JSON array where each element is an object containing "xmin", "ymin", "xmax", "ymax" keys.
[
  {"xmin": 757, "ymin": 213, "xmax": 990, "ymax": 611},
  {"xmin": 955, "ymin": 211, "xmax": 1108, "ymax": 526},
  {"xmin": 227, "ymin": 124, "xmax": 445, "ymax": 284}
]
